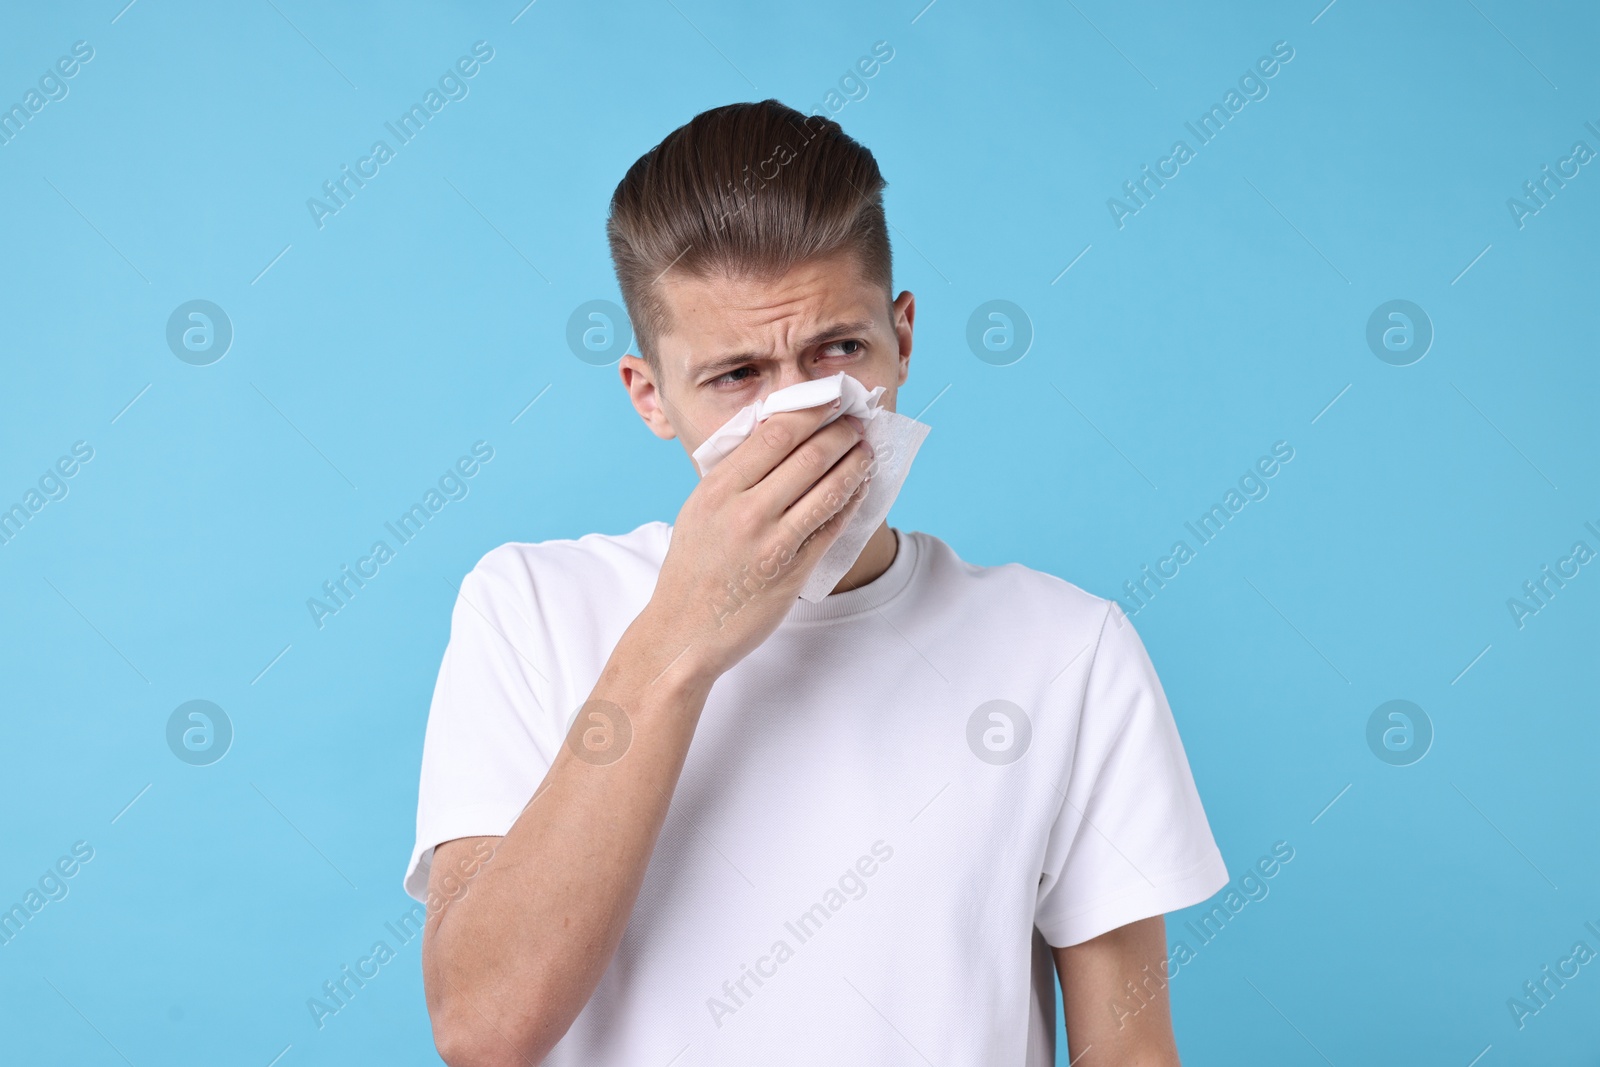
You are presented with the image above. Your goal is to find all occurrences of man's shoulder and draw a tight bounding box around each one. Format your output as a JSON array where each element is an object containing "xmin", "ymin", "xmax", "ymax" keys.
[
  {"xmin": 907, "ymin": 530, "xmax": 1113, "ymax": 630},
  {"xmin": 461, "ymin": 520, "xmax": 672, "ymax": 606}
]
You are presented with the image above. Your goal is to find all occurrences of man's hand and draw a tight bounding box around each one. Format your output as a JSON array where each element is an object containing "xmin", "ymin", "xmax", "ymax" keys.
[
  {"xmin": 1056, "ymin": 915, "xmax": 1182, "ymax": 1066},
  {"xmin": 651, "ymin": 397, "xmax": 875, "ymax": 683}
]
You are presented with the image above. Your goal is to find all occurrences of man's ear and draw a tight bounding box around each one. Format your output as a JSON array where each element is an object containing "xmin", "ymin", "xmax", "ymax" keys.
[
  {"xmin": 892, "ymin": 290, "xmax": 915, "ymax": 387},
  {"xmin": 618, "ymin": 355, "xmax": 679, "ymax": 441}
]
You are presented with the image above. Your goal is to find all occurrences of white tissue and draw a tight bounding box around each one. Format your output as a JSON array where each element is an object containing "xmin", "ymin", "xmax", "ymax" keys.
[{"xmin": 690, "ymin": 371, "xmax": 931, "ymax": 602}]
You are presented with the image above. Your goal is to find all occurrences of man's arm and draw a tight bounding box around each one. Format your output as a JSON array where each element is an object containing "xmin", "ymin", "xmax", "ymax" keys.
[
  {"xmin": 419, "ymin": 401, "xmax": 875, "ymax": 1067},
  {"xmin": 421, "ymin": 619, "xmax": 713, "ymax": 1066},
  {"xmin": 1055, "ymin": 915, "xmax": 1181, "ymax": 1067}
]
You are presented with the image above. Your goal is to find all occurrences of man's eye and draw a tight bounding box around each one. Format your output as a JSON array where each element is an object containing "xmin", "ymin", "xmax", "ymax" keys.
[
  {"xmin": 711, "ymin": 366, "xmax": 756, "ymax": 388},
  {"xmin": 710, "ymin": 342, "xmax": 863, "ymax": 387}
]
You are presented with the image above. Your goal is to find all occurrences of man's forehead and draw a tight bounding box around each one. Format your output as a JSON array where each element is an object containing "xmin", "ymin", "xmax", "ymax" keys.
[
  {"xmin": 664, "ymin": 259, "xmax": 872, "ymax": 322},
  {"xmin": 657, "ymin": 263, "xmax": 886, "ymax": 371}
]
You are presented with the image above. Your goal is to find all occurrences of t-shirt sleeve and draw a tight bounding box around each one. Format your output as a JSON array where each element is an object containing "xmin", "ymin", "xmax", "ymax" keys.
[
  {"xmin": 1033, "ymin": 601, "xmax": 1230, "ymax": 947},
  {"xmin": 402, "ymin": 554, "xmax": 562, "ymax": 903}
]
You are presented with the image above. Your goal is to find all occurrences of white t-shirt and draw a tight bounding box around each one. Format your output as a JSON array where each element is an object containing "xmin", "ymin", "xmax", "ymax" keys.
[{"xmin": 406, "ymin": 522, "xmax": 1229, "ymax": 1065}]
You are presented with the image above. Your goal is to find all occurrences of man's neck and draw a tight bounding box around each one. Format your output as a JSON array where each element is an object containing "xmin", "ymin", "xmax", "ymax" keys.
[{"xmin": 829, "ymin": 521, "xmax": 896, "ymax": 595}]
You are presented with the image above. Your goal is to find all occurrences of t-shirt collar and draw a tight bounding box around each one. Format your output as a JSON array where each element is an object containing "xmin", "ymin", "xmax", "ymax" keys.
[{"xmin": 783, "ymin": 527, "xmax": 918, "ymax": 624}]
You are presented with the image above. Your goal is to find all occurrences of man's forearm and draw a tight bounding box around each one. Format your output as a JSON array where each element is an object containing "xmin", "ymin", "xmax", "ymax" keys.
[{"xmin": 423, "ymin": 605, "xmax": 716, "ymax": 1065}]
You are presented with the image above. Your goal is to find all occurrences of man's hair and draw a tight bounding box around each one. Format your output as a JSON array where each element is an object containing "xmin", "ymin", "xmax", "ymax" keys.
[{"xmin": 606, "ymin": 99, "xmax": 892, "ymax": 376}]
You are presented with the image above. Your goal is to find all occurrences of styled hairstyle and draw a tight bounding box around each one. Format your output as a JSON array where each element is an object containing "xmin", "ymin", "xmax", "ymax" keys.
[{"xmin": 606, "ymin": 99, "xmax": 892, "ymax": 376}]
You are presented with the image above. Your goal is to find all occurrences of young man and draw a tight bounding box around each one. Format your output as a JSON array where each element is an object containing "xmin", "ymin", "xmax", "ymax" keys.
[{"xmin": 405, "ymin": 100, "xmax": 1229, "ymax": 1066}]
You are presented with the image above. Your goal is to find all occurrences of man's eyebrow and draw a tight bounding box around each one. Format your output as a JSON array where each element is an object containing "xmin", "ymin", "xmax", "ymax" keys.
[{"xmin": 690, "ymin": 319, "xmax": 877, "ymax": 378}]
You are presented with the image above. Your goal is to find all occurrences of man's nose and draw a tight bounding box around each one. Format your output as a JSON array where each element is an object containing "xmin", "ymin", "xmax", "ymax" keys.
[{"xmin": 763, "ymin": 365, "xmax": 833, "ymax": 399}]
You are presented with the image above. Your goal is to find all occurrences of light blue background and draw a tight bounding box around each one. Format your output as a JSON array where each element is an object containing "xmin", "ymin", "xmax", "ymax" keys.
[{"xmin": 2, "ymin": 0, "xmax": 1596, "ymax": 1063}]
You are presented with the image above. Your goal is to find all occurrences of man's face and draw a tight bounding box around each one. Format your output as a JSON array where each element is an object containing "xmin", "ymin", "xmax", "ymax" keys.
[{"xmin": 618, "ymin": 247, "xmax": 914, "ymax": 463}]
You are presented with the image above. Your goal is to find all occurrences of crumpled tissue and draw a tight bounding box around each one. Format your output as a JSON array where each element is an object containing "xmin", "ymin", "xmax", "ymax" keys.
[{"xmin": 690, "ymin": 371, "xmax": 931, "ymax": 602}]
